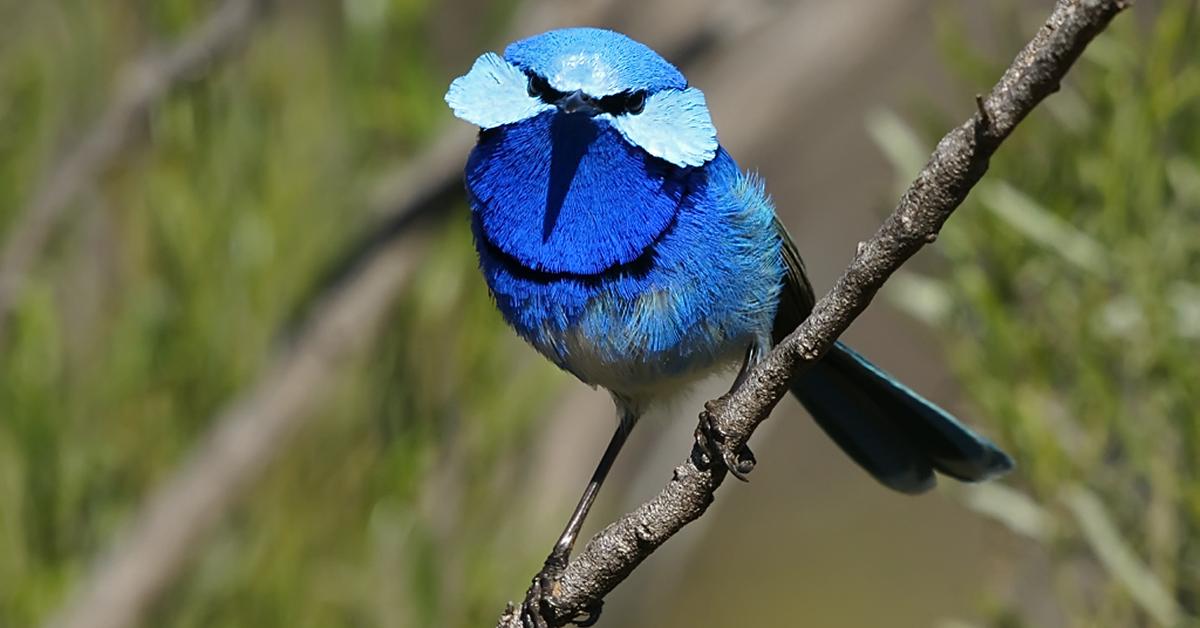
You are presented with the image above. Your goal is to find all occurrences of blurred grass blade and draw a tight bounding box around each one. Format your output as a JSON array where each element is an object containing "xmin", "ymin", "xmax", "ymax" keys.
[
  {"xmin": 1080, "ymin": 32, "xmax": 1136, "ymax": 72},
  {"xmin": 960, "ymin": 483, "xmax": 1055, "ymax": 543},
  {"xmin": 937, "ymin": 620, "xmax": 984, "ymax": 628},
  {"xmin": 1043, "ymin": 85, "xmax": 1093, "ymax": 134},
  {"xmin": 1168, "ymin": 282, "xmax": 1200, "ymax": 339},
  {"xmin": 978, "ymin": 182, "xmax": 1108, "ymax": 275},
  {"xmin": 866, "ymin": 109, "xmax": 929, "ymax": 195},
  {"xmin": 1061, "ymin": 486, "xmax": 1183, "ymax": 627},
  {"xmin": 1166, "ymin": 157, "xmax": 1200, "ymax": 206},
  {"xmin": 884, "ymin": 271, "xmax": 953, "ymax": 327}
]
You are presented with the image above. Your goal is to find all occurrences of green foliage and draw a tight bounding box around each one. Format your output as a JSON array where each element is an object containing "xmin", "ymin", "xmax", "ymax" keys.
[
  {"xmin": 881, "ymin": 3, "xmax": 1200, "ymax": 626},
  {"xmin": 0, "ymin": 1, "xmax": 558, "ymax": 627}
]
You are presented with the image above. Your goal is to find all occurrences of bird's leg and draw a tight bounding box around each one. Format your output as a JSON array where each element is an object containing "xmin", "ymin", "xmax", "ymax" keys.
[
  {"xmin": 695, "ymin": 344, "xmax": 760, "ymax": 481},
  {"xmin": 520, "ymin": 409, "xmax": 636, "ymax": 628},
  {"xmin": 730, "ymin": 343, "xmax": 761, "ymax": 392}
]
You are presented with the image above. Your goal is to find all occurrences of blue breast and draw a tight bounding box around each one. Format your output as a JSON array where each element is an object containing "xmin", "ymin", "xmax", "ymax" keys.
[
  {"xmin": 468, "ymin": 112, "xmax": 685, "ymax": 274},
  {"xmin": 469, "ymin": 117, "xmax": 784, "ymax": 394}
]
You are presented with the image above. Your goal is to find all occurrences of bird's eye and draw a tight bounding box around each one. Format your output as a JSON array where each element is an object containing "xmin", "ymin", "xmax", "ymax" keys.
[
  {"xmin": 627, "ymin": 90, "xmax": 647, "ymax": 115},
  {"xmin": 597, "ymin": 90, "xmax": 649, "ymax": 116},
  {"xmin": 526, "ymin": 74, "xmax": 560, "ymax": 102}
]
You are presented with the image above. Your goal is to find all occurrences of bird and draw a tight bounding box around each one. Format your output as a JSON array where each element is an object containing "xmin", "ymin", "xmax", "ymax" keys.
[{"xmin": 445, "ymin": 26, "xmax": 1013, "ymax": 627}]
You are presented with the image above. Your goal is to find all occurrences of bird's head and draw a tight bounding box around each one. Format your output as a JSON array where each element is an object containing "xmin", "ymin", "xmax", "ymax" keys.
[{"xmin": 445, "ymin": 27, "xmax": 717, "ymax": 168}]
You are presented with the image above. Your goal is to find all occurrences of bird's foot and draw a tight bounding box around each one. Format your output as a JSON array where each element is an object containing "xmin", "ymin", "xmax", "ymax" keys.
[
  {"xmin": 516, "ymin": 555, "xmax": 603, "ymax": 628},
  {"xmin": 573, "ymin": 600, "xmax": 604, "ymax": 627},
  {"xmin": 518, "ymin": 558, "xmax": 562, "ymax": 628},
  {"xmin": 694, "ymin": 400, "xmax": 756, "ymax": 481}
]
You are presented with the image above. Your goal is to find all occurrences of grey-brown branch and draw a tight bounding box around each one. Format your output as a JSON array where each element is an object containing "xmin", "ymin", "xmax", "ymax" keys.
[{"xmin": 496, "ymin": 0, "xmax": 1131, "ymax": 625}]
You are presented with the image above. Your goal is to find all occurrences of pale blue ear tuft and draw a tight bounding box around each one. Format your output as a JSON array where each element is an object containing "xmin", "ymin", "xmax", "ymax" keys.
[
  {"xmin": 608, "ymin": 88, "xmax": 717, "ymax": 168},
  {"xmin": 445, "ymin": 53, "xmax": 554, "ymax": 129}
]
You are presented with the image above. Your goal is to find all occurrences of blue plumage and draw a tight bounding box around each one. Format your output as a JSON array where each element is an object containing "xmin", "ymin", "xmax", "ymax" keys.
[
  {"xmin": 796, "ymin": 342, "xmax": 1013, "ymax": 493},
  {"xmin": 475, "ymin": 143, "xmax": 781, "ymax": 393},
  {"xmin": 447, "ymin": 26, "xmax": 1013, "ymax": 494},
  {"xmin": 504, "ymin": 27, "xmax": 686, "ymax": 96},
  {"xmin": 468, "ymin": 110, "xmax": 685, "ymax": 274}
]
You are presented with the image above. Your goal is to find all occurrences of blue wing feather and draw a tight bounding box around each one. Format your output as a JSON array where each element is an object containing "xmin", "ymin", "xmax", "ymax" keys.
[
  {"xmin": 773, "ymin": 222, "xmax": 1013, "ymax": 492},
  {"xmin": 792, "ymin": 342, "xmax": 1014, "ymax": 492}
]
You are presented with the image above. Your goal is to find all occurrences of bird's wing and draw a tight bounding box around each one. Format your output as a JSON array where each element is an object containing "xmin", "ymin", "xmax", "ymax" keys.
[
  {"xmin": 771, "ymin": 217, "xmax": 817, "ymax": 346},
  {"xmin": 772, "ymin": 218, "xmax": 1015, "ymax": 493}
]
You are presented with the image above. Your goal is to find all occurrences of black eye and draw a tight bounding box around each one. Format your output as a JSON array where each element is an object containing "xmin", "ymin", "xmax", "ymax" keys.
[
  {"xmin": 526, "ymin": 74, "xmax": 563, "ymax": 103},
  {"xmin": 597, "ymin": 90, "xmax": 649, "ymax": 116},
  {"xmin": 627, "ymin": 90, "xmax": 647, "ymax": 115}
]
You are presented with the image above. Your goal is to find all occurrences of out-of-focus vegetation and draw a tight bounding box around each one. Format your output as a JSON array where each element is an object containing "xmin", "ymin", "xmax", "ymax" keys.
[
  {"xmin": 2, "ymin": 0, "xmax": 1195, "ymax": 627},
  {"xmin": 0, "ymin": 2, "xmax": 565, "ymax": 627},
  {"xmin": 880, "ymin": 3, "xmax": 1200, "ymax": 626}
]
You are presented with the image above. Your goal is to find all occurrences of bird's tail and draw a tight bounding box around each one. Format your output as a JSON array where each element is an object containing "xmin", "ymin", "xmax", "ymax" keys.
[{"xmin": 790, "ymin": 342, "xmax": 1013, "ymax": 494}]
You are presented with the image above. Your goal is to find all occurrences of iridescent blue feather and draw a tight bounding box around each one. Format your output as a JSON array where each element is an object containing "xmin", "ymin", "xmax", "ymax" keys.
[
  {"xmin": 504, "ymin": 27, "xmax": 686, "ymax": 96},
  {"xmin": 473, "ymin": 142, "xmax": 781, "ymax": 394},
  {"xmin": 447, "ymin": 26, "xmax": 1013, "ymax": 492}
]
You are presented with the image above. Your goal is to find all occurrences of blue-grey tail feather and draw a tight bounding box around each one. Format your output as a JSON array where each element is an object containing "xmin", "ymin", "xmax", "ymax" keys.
[{"xmin": 791, "ymin": 342, "xmax": 1014, "ymax": 494}]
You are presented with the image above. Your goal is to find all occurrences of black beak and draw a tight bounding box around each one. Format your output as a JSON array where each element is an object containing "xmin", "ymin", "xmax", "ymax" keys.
[{"xmin": 557, "ymin": 90, "xmax": 601, "ymax": 116}]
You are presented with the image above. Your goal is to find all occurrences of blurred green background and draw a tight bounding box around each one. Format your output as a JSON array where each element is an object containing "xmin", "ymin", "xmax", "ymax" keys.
[{"xmin": 0, "ymin": 1, "xmax": 1196, "ymax": 627}]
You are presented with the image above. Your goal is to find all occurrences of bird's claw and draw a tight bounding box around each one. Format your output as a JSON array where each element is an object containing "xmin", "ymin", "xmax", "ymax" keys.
[
  {"xmin": 518, "ymin": 556, "xmax": 602, "ymax": 627},
  {"xmin": 519, "ymin": 561, "xmax": 561, "ymax": 628},
  {"xmin": 573, "ymin": 600, "xmax": 604, "ymax": 627},
  {"xmin": 695, "ymin": 403, "xmax": 756, "ymax": 481}
]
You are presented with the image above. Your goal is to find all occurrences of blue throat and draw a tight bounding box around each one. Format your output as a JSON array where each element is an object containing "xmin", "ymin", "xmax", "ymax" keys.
[
  {"xmin": 467, "ymin": 112, "xmax": 784, "ymax": 388},
  {"xmin": 467, "ymin": 111, "xmax": 693, "ymax": 275}
]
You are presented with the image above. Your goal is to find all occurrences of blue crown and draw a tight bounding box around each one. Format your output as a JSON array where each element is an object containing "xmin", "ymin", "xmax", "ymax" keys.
[{"xmin": 504, "ymin": 27, "xmax": 687, "ymax": 97}]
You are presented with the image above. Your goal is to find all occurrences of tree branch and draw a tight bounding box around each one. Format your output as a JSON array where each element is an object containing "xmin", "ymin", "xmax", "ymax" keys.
[
  {"xmin": 0, "ymin": 0, "xmax": 271, "ymax": 350},
  {"xmin": 496, "ymin": 0, "xmax": 1131, "ymax": 625}
]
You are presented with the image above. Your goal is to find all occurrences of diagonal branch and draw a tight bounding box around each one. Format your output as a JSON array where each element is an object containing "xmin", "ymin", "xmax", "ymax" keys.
[
  {"xmin": 496, "ymin": 0, "xmax": 1132, "ymax": 625},
  {"xmin": 0, "ymin": 0, "xmax": 271, "ymax": 350}
]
